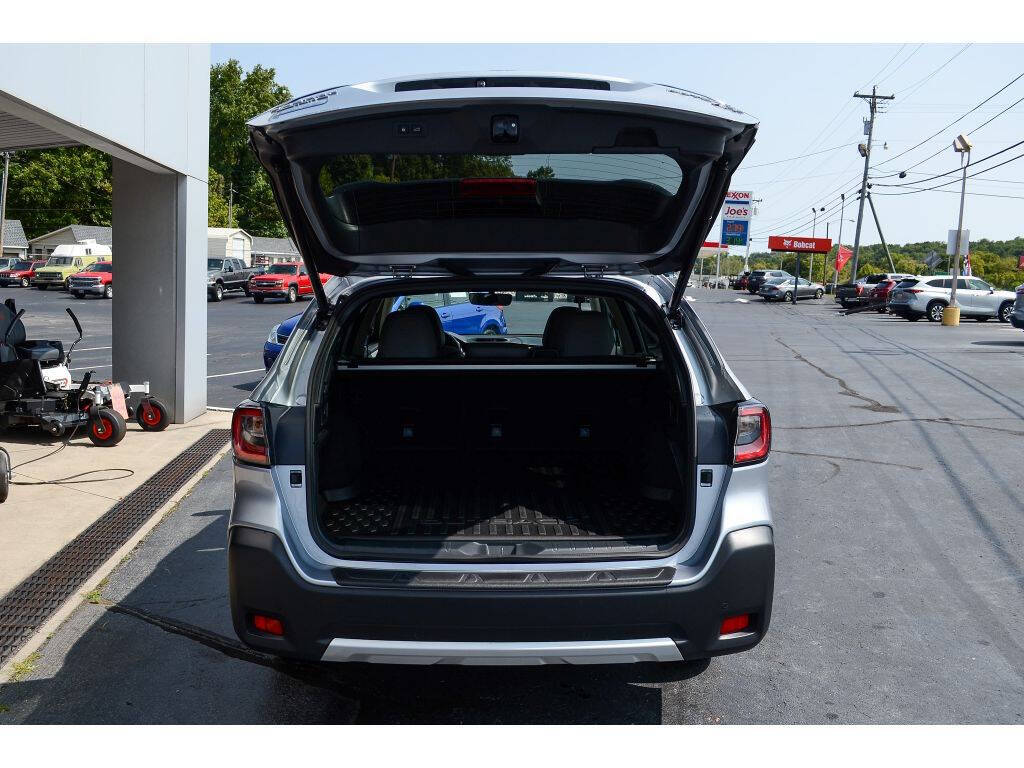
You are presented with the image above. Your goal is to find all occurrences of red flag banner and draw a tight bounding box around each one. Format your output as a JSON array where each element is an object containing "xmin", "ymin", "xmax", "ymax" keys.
[{"xmin": 835, "ymin": 245, "xmax": 853, "ymax": 272}]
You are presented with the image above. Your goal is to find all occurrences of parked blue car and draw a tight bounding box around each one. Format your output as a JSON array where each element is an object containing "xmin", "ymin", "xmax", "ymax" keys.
[
  {"xmin": 263, "ymin": 311, "xmax": 303, "ymax": 369},
  {"xmin": 264, "ymin": 292, "xmax": 507, "ymax": 369}
]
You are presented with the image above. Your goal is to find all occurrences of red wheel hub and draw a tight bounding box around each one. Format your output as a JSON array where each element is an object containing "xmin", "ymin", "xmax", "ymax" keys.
[
  {"xmin": 141, "ymin": 403, "xmax": 160, "ymax": 426},
  {"xmin": 92, "ymin": 418, "xmax": 111, "ymax": 438}
]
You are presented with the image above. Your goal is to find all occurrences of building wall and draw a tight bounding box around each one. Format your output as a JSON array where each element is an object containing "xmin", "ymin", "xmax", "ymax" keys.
[{"xmin": 28, "ymin": 230, "xmax": 80, "ymax": 255}]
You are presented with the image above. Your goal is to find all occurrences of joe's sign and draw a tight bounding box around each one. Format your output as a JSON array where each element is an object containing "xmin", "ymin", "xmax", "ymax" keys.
[{"xmin": 767, "ymin": 236, "xmax": 833, "ymax": 254}]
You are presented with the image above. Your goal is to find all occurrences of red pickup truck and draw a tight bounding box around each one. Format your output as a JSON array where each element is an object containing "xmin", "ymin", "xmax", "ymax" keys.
[
  {"xmin": 249, "ymin": 262, "xmax": 330, "ymax": 303},
  {"xmin": 0, "ymin": 259, "xmax": 48, "ymax": 288},
  {"xmin": 69, "ymin": 261, "xmax": 114, "ymax": 299}
]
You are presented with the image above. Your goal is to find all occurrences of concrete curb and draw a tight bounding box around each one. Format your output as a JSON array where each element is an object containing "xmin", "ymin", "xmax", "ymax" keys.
[{"xmin": 0, "ymin": 436, "xmax": 232, "ymax": 684}]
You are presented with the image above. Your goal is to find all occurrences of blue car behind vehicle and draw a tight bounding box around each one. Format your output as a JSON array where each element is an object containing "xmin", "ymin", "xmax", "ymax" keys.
[{"xmin": 263, "ymin": 292, "xmax": 507, "ymax": 369}]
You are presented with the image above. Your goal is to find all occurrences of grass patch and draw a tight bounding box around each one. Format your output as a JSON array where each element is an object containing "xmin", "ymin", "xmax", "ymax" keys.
[
  {"xmin": 9, "ymin": 651, "xmax": 41, "ymax": 683},
  {"xmin": 84, "ymin": 576, "xmax": 109, "ymax": 604},
  {"xmin": 0, "ymin": 703, "xmax": 9, "ymax": 714}
]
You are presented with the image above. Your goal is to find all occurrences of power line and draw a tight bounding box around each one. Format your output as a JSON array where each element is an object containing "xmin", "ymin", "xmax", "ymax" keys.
[
  {"xmin": 873, "ymin": 70, "xmax": 1024, "ymax": 169},
  {"xmin": 871, "ymin": 93, "xmax": 1024, "ymax": 179},
  {"xmin": 870, "ymin": 149, "xmax": 1024, "ymax": 196},
  {"xmin": 876, "ymin": 44, "xmax": 924, "ymax": 87},
  {"xmin": 892, "ymin": 44, "xmax": 972, "ymax": 99},
  {"xmin": 872, "ymin": 138, "xmax": 1024, "ymax": 187},
  {"xmin": 739, "ymin": 142, "xmax": 857, "ymax": 170}
]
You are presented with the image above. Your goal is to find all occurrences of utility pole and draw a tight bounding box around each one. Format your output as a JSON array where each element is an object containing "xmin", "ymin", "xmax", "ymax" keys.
[
  {"xmin": 865, "ymin": 191, "xmax": 895, "ymax": 272},
  {"xmin": 228, "ymin": 183, "xmax": 234, "ymax": 228},
  {"xmin": 0, "ymin": 152, "xmax": 9, "ymax": 259},
  {"xmin": 850, "ymin": 86, "xmax": 894, "ymax": 281}
]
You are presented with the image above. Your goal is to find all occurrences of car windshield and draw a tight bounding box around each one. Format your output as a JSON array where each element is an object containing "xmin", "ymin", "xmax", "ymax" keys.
[
  {"xmin": 267, "ymin": 264, "xmax": 298, "ymax": 275},
  {"xmin": 208, "ymin": 259, "xmax": 223, "ymax": 270},
  {"xmin": 11, "ymin": 261, "xmax": 32, "ymax": 270},
  {"xmin": 89, "ymin": 263, "xmax": 112, "ymax": 273},
  {"xmin": 46, "ymin": 256, "xmax": 73, "ymax": 266}
]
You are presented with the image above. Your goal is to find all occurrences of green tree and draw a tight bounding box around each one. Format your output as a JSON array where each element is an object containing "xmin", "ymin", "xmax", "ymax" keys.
[
  {"xmin": 527, "ymin": 165, "xmax": 556, "ymax": 179},
  {"xmin": 208, "ymin": 167, "xmax": 230, "ymax": 227},
  {"xmin": 4, "ymin": 148, "xmax": 112, "ymax": 237},
  {"xmin": 209, "ymin": 59, "xmax": 292, "ymax": 237}
]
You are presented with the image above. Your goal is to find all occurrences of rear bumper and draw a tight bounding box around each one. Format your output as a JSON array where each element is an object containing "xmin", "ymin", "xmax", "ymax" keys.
[
  {"xmin": 228, "ymin": 524, "xmax": 775, "ymax": 665},
  {"xmin": 1010, "ymin": 310, "xmax": 1024, "ymax": 329}
]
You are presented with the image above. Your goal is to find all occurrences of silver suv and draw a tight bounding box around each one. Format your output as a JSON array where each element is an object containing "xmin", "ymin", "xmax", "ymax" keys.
[
  {"xmin": 228, "ymin": 73, "xmax": 774, "ymax": 667},
  {"xmin": 889, "ymin": 275, "xmax": 1017, "ymax": 322}
]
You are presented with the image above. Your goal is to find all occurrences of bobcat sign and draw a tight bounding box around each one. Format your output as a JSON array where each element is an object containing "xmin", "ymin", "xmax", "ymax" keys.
[{"xmin": 767, "ymin": 236, "xmax": 833, "ymax": 254}]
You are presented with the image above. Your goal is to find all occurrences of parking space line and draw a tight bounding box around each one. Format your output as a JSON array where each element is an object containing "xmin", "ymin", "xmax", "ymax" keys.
[{"xmin": 207, "ymin": 368, "xmax": 265, "ymax": 379}]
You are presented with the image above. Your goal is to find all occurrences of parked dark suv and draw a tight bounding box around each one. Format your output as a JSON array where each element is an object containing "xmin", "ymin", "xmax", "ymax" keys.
[
  {"xmin": 747, "ymin": 269, "xmax": 791, "ymax": 294},
  {"xmin": 229, "ymin": 72, "xmax": 774, "ymax": 668}
]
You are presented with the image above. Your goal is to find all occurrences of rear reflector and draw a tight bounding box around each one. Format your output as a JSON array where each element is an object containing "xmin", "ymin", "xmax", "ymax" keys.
[
  {"xmin": 734, "ymin": 402, "xmax": 771, "ymax": 466},
  {"xmin": 232, "ymin": 404, "xmax": 269, "ymax": 466},
  {"xmin": 720, "ymin": 614, "xmax": 751, "ymax": 635},
  {"xmin": 458, "ymin": 178, "xmax": 537, "ymax": 198},
  {"xmin": 251, "ymin": 614, "xmax": 284, "ymax": 636}
]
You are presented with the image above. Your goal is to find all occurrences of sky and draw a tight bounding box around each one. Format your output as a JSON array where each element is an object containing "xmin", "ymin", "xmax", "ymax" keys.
[{"xmin": 213, "ymin": 43, "xmax": 1024, "ymax": 253}]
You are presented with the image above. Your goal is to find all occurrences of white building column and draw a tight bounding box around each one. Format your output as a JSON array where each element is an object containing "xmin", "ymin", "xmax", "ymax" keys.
[{"xmin": 111, "ymin": 161, "xmax": 207, "ymax": 422}]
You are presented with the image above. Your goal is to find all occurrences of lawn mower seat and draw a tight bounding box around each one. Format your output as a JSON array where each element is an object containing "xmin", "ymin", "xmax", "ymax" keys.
[
  {"xmin": 0, "ymin": 303, "xmax": 64, "ymax": 363},
  {"xmin": 15, "ymin": 340, "xmax": 64, "ymax": 363}
]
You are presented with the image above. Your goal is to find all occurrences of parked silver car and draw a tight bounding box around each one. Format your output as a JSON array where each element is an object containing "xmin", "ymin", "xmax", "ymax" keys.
[
  {"xmin": 228, "ymin": 72, "xmax": 775, "ymax": 667},
  {"xmin": 758, "ymin": 276, "xmax": 824, "ymax": 302},
  {"xmin": 888, "ymin": 275, "xmax": 1017, "ymax": 322}
]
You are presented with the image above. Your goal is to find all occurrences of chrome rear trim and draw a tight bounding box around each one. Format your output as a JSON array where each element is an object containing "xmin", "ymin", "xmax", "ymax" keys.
[{"xmin": 320, "ymin": 637, "xmax": 683, "ymax": 665}]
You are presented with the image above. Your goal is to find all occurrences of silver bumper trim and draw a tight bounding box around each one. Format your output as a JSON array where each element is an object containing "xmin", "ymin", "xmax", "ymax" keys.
[{"xmin": 320, "ymin": 637, "xmax": 683, "ymax": 665}]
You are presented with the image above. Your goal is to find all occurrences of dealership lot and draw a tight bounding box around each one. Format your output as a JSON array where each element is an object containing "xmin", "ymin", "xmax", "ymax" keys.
[
  {"xmin": 0, "ymin": 287, "xmax": 306, "ymax": 409},
  {"xmin": 1, "ymin": 287, "xmax": 1023, "ymax": 723}
]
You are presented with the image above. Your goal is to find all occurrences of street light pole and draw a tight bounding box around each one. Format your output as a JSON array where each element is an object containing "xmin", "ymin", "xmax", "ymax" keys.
[{"xmin": 948, "ymin": 137, "xmax": 971, "ymax": 319}]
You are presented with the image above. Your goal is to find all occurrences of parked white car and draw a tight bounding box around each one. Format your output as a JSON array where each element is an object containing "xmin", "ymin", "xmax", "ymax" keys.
[{"xmin": 888, "ymin": 275, "xmax": 1017, "ymax": 323}]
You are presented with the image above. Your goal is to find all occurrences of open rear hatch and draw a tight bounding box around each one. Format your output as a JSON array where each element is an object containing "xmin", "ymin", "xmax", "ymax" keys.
[{"xmin": 247, "ymin": 72, "xmax": 758, "ymax": 314}]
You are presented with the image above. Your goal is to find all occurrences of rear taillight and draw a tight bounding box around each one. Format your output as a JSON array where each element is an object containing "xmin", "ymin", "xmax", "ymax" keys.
[
  {"xmin": 232, "ymin": 404, "xmax": 269, "ymax": 466},
  {"xmin": 734, "ymin": 402, "xmax": 771, "ymax": 466},
  {"xmin": 905, "ymin": 289, "xmax": 923, "ymax": 294}
]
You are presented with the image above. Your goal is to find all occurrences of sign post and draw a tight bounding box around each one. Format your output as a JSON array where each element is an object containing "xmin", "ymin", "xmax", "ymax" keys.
[{"xmin": 767, "ymin": 236, "xmax": 833, "ymax": 306}]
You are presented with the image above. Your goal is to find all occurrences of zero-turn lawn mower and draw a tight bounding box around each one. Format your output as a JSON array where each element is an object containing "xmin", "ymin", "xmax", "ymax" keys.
[{"xmin": 0, "ymin": 300, "xmax": 169, "ymax": 447}]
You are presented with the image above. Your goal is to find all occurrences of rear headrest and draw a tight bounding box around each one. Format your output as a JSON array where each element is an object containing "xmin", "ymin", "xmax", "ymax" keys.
[
  {"xmin": 378, "ymin": 304, "xmax": 444, "ymax": 358},
  {"xmin": 541, "ymin": 305, "xmax": 581, "ymax": 349},
  {"xmin": 552, "ymin": 311, "xmax": 615, "ymax": 357}
]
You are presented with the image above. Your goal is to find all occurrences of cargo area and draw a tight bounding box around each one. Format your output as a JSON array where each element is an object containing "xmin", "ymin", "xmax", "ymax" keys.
[{"xmin": 313, "ymin": 367, "xmax": 691, "ymax": 560}]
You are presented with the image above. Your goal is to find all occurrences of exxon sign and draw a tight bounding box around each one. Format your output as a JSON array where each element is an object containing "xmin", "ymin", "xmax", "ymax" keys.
[{"xmin": 722, "ymin": 190, "xmax": 753, "ymax": 221}]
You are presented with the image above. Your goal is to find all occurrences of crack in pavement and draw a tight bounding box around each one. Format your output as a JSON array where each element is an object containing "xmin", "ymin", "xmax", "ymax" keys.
[
  {"xmin": 104, "ymin": 602, "xmax": 360, "ymax": 721},
  {"xmin": 773, "ymin": 336, "xmax": 900, "ymax": 413},
  {"xmin": 776, "ymin": 416, "xmax": 1024, "ymax": 436},
  {"xmin": 774, "ymin": 450, "xmax": 923, "ymax": 471}
]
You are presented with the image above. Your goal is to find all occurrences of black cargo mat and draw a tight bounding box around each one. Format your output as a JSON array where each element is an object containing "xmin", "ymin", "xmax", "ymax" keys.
[{"xmin": 320, "ymin": 456, "xmax": 677, "ymax": 541}]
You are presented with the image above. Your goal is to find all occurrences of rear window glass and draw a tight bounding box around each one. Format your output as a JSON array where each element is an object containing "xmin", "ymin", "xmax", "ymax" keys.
[{"xmin": 315, "ymin": 153, "xmax": 688, "ymax": 256}]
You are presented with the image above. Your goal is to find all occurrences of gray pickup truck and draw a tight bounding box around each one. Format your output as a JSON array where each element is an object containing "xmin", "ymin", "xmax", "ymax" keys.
[{"xmin": 207, "ymin": 257, "xmax": 261, "ymax": 301}]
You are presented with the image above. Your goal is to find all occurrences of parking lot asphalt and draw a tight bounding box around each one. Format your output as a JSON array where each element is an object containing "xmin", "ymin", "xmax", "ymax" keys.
[
  {"xmin": 0, "ymin": 285, "xmax": 307, "ymax": 409},
  {"xmin": 1, "ymin": 287, "xmax": 1023, "ymax": 723}
]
